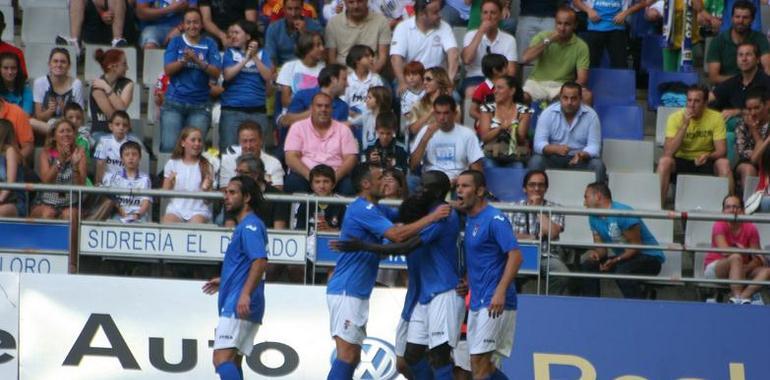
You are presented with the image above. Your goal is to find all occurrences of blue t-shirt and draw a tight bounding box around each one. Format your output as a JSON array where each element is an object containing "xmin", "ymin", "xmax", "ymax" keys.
[
  {"xmin": 263, "ymin": 18, "xmax": 323, "ymax": 67},
  {"xmin": 0, "ymin": 86, "xmax": 33, "ymax": 115},
  {"xmin": 327, "ymin": 197, "xmax": 393, "ymax": 299},
  {"xmin": 164, "ymin": 34, "xmax": 222, "ymax": 104},
  {"xmin": 287, "ymin": 87, "xmax": 350, "ymax": 122},
  {"xmin": 221, "ymin": 47, "xmax": 271, "ymax": 108},
  {"xmin": 417, "ymin": 208, "xmax": 461, "ymax": 304},
  {"xmin": 587, "ymin": 0, "xmax": 627, "ymax": 32},
  {"xmin": 137, "ymin": 0, "xmax": 198, "ymax": 28},
  {"xmin": 464, "ymin": 204, "xmax": 519, "ymax": 311},
  {"xmin": 219, "ymin": 212, "xmax": 269, "ymax": 323},
  {"xmin": 588, "ymin": 202, "xmax": 666, "ymax": 263}
]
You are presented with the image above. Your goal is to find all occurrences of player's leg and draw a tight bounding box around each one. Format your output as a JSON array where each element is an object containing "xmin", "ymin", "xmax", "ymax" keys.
[
  {"xmin": 329, "ymin": 336, "xmax": 361, "ymax": 380},
  {"xmin": 467, "ymin": 309, "xmax": 516, "ymax": 379},
  {"xmin": 426, "ymin": 291, "xmax": 465, "ymax": 379},
  {"xmin": 213, "ymin": 348, "xmax": 241, "ymax": 380},
  {"xmin": 395, "ymin": 318, "xmax": 415, "ymax": 379},
  {"xmin": 327, "ymin": 295, "xmax": 367, "ymax": 380},
  {"xmin": 212, "ymin": 317, "xmax": 259, "ymax": 380},
  {"xmin": 403, "ymin": 343, "xmax": 431, "ymax": 379}
]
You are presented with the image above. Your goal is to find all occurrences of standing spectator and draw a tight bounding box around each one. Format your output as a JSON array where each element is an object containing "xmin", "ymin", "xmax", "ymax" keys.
[
  {"xmin": 280, "ymin": 64, "xmax": 349, "ymax": 128},
  {"xmin": 660, "ymin": 0, "xmax": 707, "ymax": 72},
  {"xmin": 0, "ymin": 98, "xmax": 33, "ymax": 164},
  {"xmin": 89, "ymin": 48, "xmax": 135, "ymax": 139},
  {"xmin": 0, "ymin": 11, "xmax": 26, "ymax": 77},
  {"xmin": 462, "ymin": 0, "xmax": 517, "ymax": 98},
  {"xmin": 364, "ymin": 112, "xmax": 409, "ymax": 173},
  {"xmin": 325, "ymin": 0, "xmax": 392, "ymax": 74},
  {"xmin": 573, "ymin": 0, "xmax": 650, "ymax": 68},
  {"xmin": 353, "ymin": 85, "xmax": 392, "ymax": 150},
  {"xmin": 220, "ymin": 20, "xmax": 273, "ymax": 151},
  {"xmin": 31, "ymin": 120, "xmax": 87, "ymax": 220},
  {"xmin": 101, "ymin": 141, "xmax": 153, "ymax": 223},
  {"xmin": 515, "ymin": 0, "xmax": 561, "ymax": 60},
  {"xmin": 529, "ymin": 82, "xmax": 606, "ymax": 182},
  {"xmin": 33, "ymin": 48, "xmax": 84, "ymax": 136},
  {"xmin": 0, "ymin": 120, "xmax": 23, "ymax": 217},
  {"xmin": 284, "ymin": 93, "xmax": 359, "ymax": 195},
  {"xmin": 199, "ymin": 0, "xmax": 258, "ymax": 47},
  {"xmin": 658, "ymin": 85, "xmax": 732, "ymax": 205},
  {"xmin": 709, "ymin": 42, "xmax": 770, "ymax": 120},
  {"xmin": 344, "ymin": 45, "xmax": 385, "ymax": 115},
  {"xmin": 264, "ymin": 0, "xmax": 323, "ymax": 67},
  {"xmin": 162, "ymin": 127, "xmax": 215, "ymax": 224},
  {"xmin": 442, "ymin": 0, "xmax": 471, "ymax": 27},
  {"xmin": 225, "ymin": 153, "xmax": 289, "ymax": 229},
  {"xmin": 56, "ymin": 0, "xmax": 131, "ymax": 49},
  {"xmin": 581, "ymin": 182, "xmax": 665, "ymax": 298},
  {"xmin": 160, "ymin": 8, "xmax": 222, "ymax": 152},
  {"xmin": 400, "ymin": 61, "xmax": 425, "ymax": 123},
  {"xmin": 0, "ymin": 53, "xmax": 33, "ymax": 116},
  {"xmin": 275, "ymin": 31, "xmax": 326, "ymax": 111},
  {"xmin": 135, "ymin": 0, "xmax": 197, "ymax": 49},
  {"xmin": 369, "ymin": 0, "xmax": 412, "ymax": 28},
  {"xmin": 734, "ymin": 88, "xmax": 770, "ymax": 190},
  {"xmin": 390, "ymin": 0, "xmax": 459, "ymax": 94},
  {"xmin": 477, "ymin": 75, "xmax": 532, "ymax": 168},
  {"xmin": 219, "ymin": 121, "xmax": 285, "ymax": 191},
  {"xmin": 706, "ymin": 0, "xmax": 770, "ymax": 84},
  {"xmin": 407, "ymin": 67, "xmax": 457, "ymax": 135}
]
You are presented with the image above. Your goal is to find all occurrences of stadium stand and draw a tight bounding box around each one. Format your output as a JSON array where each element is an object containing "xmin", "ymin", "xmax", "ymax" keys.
[{"xmin": 603, "ymin": 139, "xmax": 655, "ymax": 173}]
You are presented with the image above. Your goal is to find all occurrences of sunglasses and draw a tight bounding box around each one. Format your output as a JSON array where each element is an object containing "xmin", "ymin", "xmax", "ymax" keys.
[{"xmin": 424, "ymin": 76, "xmax": 434, "ymax": 82}]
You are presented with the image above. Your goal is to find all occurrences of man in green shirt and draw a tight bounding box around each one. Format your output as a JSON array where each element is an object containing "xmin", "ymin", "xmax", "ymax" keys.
[{"xmin": 706, "ymin": 0, "xmax": 770, "ymax": 84}]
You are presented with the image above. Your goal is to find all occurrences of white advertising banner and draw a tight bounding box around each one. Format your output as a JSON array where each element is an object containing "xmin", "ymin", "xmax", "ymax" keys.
[
  {"xmin": 79, "ymin": 223, "xmax": 307, "ymax": 264},
  {"xmin": 0, "ymin": 273, "xmax": 19, "ymax": 380},
  {"xmin": 19, "ymin": 274, "xmax": 405, "ymax": 380},
  {"xmin": 0, "ymin": 253, "xmax": 68, "ymax": 274}
]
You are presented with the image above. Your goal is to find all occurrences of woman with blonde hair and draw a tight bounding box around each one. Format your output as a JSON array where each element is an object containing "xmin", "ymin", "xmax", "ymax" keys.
[{"xmin": 407, "ymin": 67, "xmax": 460, "ymax": 135}]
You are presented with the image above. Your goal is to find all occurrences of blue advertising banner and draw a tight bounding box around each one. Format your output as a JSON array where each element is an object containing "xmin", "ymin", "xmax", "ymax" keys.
[
  {"xmin": 503, "ymin": 295, "xmax": 770, "ymax": 379},
  {"xmin": 0, "ymin": 221, "xmax": 69, "ymax": 252}
]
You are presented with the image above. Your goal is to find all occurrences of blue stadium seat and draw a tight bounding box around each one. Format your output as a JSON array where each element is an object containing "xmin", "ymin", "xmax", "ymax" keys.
[
  {"xmin": 640, "ymin": 34, "xmax": 664, "ymax": 74},
  {"xmin": 647, "ymin": 70, "xmax": 699, "ymax": 110},
  {"xmin": 594, "ymin": 104, "xmax": 644, "ymax": 140},
  {"xmin": 588, "ymin": 68, "xmax": 636, "ymax": 106},
  {"xmin": 486, "ymin": 167, "xmax": 526, "ymax": 202}
]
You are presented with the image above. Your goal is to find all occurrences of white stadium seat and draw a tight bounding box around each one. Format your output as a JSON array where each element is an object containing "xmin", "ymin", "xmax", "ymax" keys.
[
  {"xmin": 22, "ymin": 6, "xmax": 69, "ymax": 44},
  {"xmin": 142, "ymin": 48, "xmax": 165, "ymax": 87},
  {"xmin": 608, "ymin": 172, "xmax": 661, "ymax": 211},
  {"xmin": 545, "ymin": 170, "xmax": 595, "ymax": 207},
  {"xmin": 602, "ymin": 139, "xmax": 654, "ymax": 173},
  {"xmin": 655, "ymin": 106, "xmax": 678, "ymax": 146},
  {"xmin": 674, "ymin": 175, "xmax": 728, "ymax": 212}
]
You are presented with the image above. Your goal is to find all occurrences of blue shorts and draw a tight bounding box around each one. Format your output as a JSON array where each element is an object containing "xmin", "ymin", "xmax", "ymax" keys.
[{"xmin": 140, "ymin": 24, "xmax": 175, "ymax": 47}]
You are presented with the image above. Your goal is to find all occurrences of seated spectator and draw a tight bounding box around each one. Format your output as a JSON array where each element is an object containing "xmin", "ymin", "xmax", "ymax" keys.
[
  {"xmin": 407, "ymin": 67, "xmax": 458, "ymax": 135},
  {"xmin": 390, "ymin": 0, "xmax": 459, "ymax": 94},
  {"xmin": 753, "ymin": 145, "xmax": 770, "ymax": 212},
  {"xmin": 280, "ymin": 64, "xmax": 349, "ymax": 128},
  {"xmin": 573, "ymin": 0, "xmax": 648, "ymax": 68},
  {"xmin": 160, "ymin": 8, "xmax": 221, "ymax": 152},
  {"xmin": 580, "ymin": 182, "xmax": 665, "ymax": 299},
  {"xmin": 264, "ymin": 0, "xmax": 323, "ymax": 67},
  {"xmin": 529, "ymin": 82, "xmax": 606, "ymax": 182},
  {"xmin": 63, "ymin": 103, "xmax": 93, "ymax": 171},
  {"xmin": 224, "ymin": 153, "xmax": 288, "ymax": 228},
  {"xmin": 705, "ymin": 194, "xmax": 770, "ymax": 303},
  {"xmin": 734, "ymin": 87, "xmax": 770, "ymax": 190},
  {"xmin": 0, "ymin": 53, "xmax": 32, "ymax": 116},
  {"xmin": 199, "ymin": 0, "xmax": 257, "ymax": 47},
  {"xmin": 57, "ymin": 0, "xmax": 132, "ymax": 49},
  {"xmin": 521, "ymin": 6, "xmax": 592, "ymax": 104},
  {"xmin": 410, "ymin": 95, "xmax": 484, "ymax": 183},
  {"xmin": 101, "ymin": 141, "xmax": 152, "ymax": 223},
  {"xmin": 510, "ymin": 170, "xmax": 569, "ymax": 295},
  {"xmin": 220, "ymin": 20, "xmax": 273, "ymax": 151},
  {"xmin": 31, "ymin": 120, "xmax": 87, "ymax": 220},
  {"xmin": 284, "ymin": 93, "xmax": 359, "ymax": 195},
  {"xmin": 94, "ymin": 111, "xmax": 142, "ymax": 184},
  {"xmin": 0, "ymin": 97, "xmax": 32, "ymax": 164},
  {"xmin": 293, "ymin": 164, "xmax": 346, "ymax": 232},
  {"xmin": 462, "ymin": 0, "xmax": 517, "ymax": 98},
  {"xmin": 399, "ymin": 61, "xmax": 425, "ymax": 124},
  {"xmin": 352, "ymin": 85, "xmax": 392, "ymax": 150},
  {"xmin": 709, "ymin": 42, "xmax": 770, "ymax": 121},
  {"xmin": 162, "ymin": 127, "xmax": 215, "ymax": 224},
  {"xmin": 468, "ymin": 53, "xmax": 507, "ymax": 122},
  {"xmin": 466, "ymin": 0, "xmax": 517, "ymax": 37},
  {"xmin": 706, "ymin": 0, "xmax": 770, "ymax": 84},
  {"xmin": 478, "ymin": 75, "xmax": 532, "ymax": 168},
  {"xmin": 658, "ymin": 85, "xmax": 732, "ymax": 205},
  {"xmin": 276, "ymin": 31, "xmax": 326, "ymax": 110},
  {"xmin": 135, "ymin": 0, "xmax": 196, "ymax": 49},
  {"xmin": 344, "ymin": 45, "xmax": 385, "ymax": 115},
  {"xmin": 33, "ymin": 48, "xmax": 84, "ymax": 136},
  {"xmin": 0, "ymin": 120, "xmax": 23, "ymax": 217},
  {"xmin": 0, "ymin": 11, "xmax": 26, "ymax": 77},
  {"xmin": 325, "ymin": 0, "xmax": 392, "ymax": 74},
  {"xmin": 364, "ymin": 112, "xmax": 409, "ymax": 173},
  {"xmin": 220, "ymin": 121, "xmax": 285, "ymax": 190},
  {"xmin": 90, "ymin": 48, "xmax": 135, "ymax": 140}
]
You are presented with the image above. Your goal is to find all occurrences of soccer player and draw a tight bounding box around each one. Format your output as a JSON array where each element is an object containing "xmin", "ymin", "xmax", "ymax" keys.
[
  {"xmin": 202, "ymin": 175, "xmax": 269, "ymax": 380},
  {"xmin": 454, "ymin": 170, "xmax": 522, "ymax": 380},
  {"xmin": 326, "ymin": 162, "xmax": 450, "ymax": 380}
]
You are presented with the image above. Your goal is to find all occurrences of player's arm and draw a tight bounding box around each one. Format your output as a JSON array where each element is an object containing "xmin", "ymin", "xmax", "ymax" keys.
[
  {"xmin": 489, "ymin": 248, "xmax": 522, "ymax": 318},
  {"xmin": 331, "ymin": 236, "xmax": 422, "ymax": 256},
  {"xmin": 384, "ymin": 205, "xmax": 450, "ymax": 242},
  {"xmin": 237, "ymin": 258, "xmax": 268, "ymax": 318}
]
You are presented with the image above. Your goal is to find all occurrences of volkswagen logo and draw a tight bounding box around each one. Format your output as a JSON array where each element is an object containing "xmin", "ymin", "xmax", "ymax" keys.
[{"xmin": 330, "ymin": 337, "xmax": 399, "ymax": 379}]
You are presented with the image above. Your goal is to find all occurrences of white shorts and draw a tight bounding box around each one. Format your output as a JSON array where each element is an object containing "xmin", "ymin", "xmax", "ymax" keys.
[
  {"xmin": 453, "ymin": 339, "xmax": 471, "ymax": 372},
  {"xmin": 395, "ymin": 318, "xmax": 408, "ymax": 356},
  {"xmin": 327, "ymin": 294, "xmax": 369, "ymax": 346},
  {"xmin": 522, "ymin": 79, "xmax": 563, "ymax": 102},
  {"xmin": 704, "ymin": 261, "xmax": 718, "ymax": 279},
  {"xmin": 467, "ymin": 309, "xmax": 517, "ymax": 358},
  {"xmin": 407, "ymin": 290, "xmax": 465, "ymax": 348},
  {"xmin": 213, "ymin": 316, "xmax": 260, "ymax": 356}
]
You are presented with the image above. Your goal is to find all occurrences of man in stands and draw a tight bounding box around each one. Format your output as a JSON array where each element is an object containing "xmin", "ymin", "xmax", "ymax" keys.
[
  {"xmin": 57, "ymin": 0, "xmax": 131, "ymax": 50},
  {"xmin": 325, "ymin": 0, "xmax": 391, "ymax": 74},
  {"xmin": 580, "ymin": 182, "xmax": 665, "ymax": 299},
  {"xmin": 710, "ymin": 42, "xmax": 770, "ymax": 120},
  {"xmin": 135, "ymin": 0, "xmax": 196, "ymax": 49},
  {"xmin": 706, "ymin": 0, "xmax": 770, "ymax": 85},
  {"xmin": 529, "ymin": 82, "xmax": 606, "ymax": 182},
  {"xmin": 658, "ymin": 85, "xmax": 732, "ymax": 206},
  {"xmin": 0, "ymin": 11, "xmax": 26, "ymax": 77},
  {"xmin": 220, "ymin": 121, "xmax": 284, "ymax": 190},
  {"xmin": 735, "ymin": 87, "xmax": 770, "ymax": 189},
  {"xmin": 516, "ymin": 0, "xmax": 561, "ymax": 60},
  {"xmin": 280, "ymin": 64, "xmax": 350, "ymax": 128},
  {"xmin": 264, "ymin": 0, "xmax": 323, "ymax": 67},
  {"xmin": 199, "ymin": 0, "xmax": 257, "ymax": 47}
]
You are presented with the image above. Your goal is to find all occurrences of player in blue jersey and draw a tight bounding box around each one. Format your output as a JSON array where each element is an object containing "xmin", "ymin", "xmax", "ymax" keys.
[
  {"xmin": 326, "ymin": 162, "xmax": 450, "ymax": 380},
  {"xmin": 454, "ymin": 170, "xmax": 522, "ymax": 380},
  {"xmin": 202, "ymin": 175, "xmax": 269, "ymax": 380}
]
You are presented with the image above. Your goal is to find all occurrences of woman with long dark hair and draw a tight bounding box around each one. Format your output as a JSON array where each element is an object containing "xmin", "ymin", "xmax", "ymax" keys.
[{"xmin": 477, "ymin": 75, "xmax": 532, "ymax": 167}]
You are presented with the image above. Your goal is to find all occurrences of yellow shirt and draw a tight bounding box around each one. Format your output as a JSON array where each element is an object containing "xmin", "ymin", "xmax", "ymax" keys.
[{"xmin": 665, "ymin": 108, "xmax": 726, "ymax": 160}]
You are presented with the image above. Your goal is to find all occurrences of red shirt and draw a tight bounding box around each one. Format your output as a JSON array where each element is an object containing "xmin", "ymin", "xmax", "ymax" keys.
[
  {"xmin": 0, "ymin": 42, "xmax": 28, "ymax": 78},
  {"xmin": 704, "ymin": 221, "xmax": 761, "ymax": 266},
  {"xmin": 471, "ymin": 79, "xmax": 494, "ymax": 105}
]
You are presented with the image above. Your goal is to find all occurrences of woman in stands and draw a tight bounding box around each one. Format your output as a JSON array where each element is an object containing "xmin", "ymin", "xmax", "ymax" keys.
[
  {"xmin": 31, "ymin": 119, "xmax": 87, "ymax": 220},
  {"xmin": 160, "ymin": 8, "xmax": 222, "ymax": 152},
  {"xmin": 32, "ymin": 48, "xmax": 84, "ymax": 135},
  {"xmin": 89, "ymin": 48, "xmax": 134, "ymax": 142},
  {"xmin": 477, "ymin": 75, "xmax": 533, "ymax": 168},
  {"xmin": 0, "ymin": 120, "xmax": 23, "ymax": 217},
  {"xmin": 0, "ymin": 52, "xmax": 32, "ymax": 115},
  {"xmin": 162, "ymin": 127, "xmax": 214, "ymax": 224},
  {"xmin": 406, "ymin": 67, "xmax": 459, "ymax": 135}
]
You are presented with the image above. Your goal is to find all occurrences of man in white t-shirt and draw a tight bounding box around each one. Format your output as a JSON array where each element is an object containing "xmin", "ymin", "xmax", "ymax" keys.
[
  {"xmin": 410, "ymin": 94, "xmax": 484, "ymax": 182},
  {"xmin": 390, "ymin": 0, "xmax": 459, "ymax": 95},
  {"xmin": 219, "ymin": 121, "xmax": 285, "ymax": 190}
]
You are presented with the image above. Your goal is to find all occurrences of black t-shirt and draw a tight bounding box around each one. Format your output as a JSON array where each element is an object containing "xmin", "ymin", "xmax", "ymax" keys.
[
  {"xmin": 711, "ymin": 71, "xmax": 770, "ymax": 111},
  {"xmin": 199, "ymin": 0, "xmax": 257, "ymax": 31},
  {"xmin": 255, "ymin": 184, "xmax": 290, "ymax": 228},
  {"xmin": 294, "ymin": 200, "xmax": 346, "ymax": 232},
  {"xmin": 90, "ymin": 76, "xmax": 133, "ymax": 134},
  {"xmin": 520, "ymin": 0, "xmax": 562, "ymax": 17},
  {"xmin": 363, "ymin": 141, "xmax": 409, "ymax": 174}
]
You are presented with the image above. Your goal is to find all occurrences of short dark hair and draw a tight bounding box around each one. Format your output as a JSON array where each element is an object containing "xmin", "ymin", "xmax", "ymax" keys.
[
  {"xmin": 745, "ymin": 86, "xmax": 769, "ymax": 104},
  {"xmin": 236, "ymin": 153, "xmax": 266, "ymax": 179},
  {"xmin": 237, "ymin": 120, "xmax": 263, "ymax": 137},
  {"xmin": 433, "ymin": 94, "xmax": 457, "ymax": 110},
  {"xmin": 586, "ymin": 182, "xmax": 612, "ymax": 199},
  {"xmin": 351, "ymin": 162, "xmax": 380, "ymax": 193},
  {"xmin": 522, "ymin": 169, "xmax": 548, "ymax": 189},
  {"xmin": 375, "ymin": 111, "xmax": 398, "ymax": 132},
  {"xmin": 119, "ymin": 140, "xmax": 142, "ymax": 157},
  {"xmin": 481, "ymin": 53, "xmax": 507, "ymax": 79},
  {"xmin": 110, "ymin": 110, "xmax": 130, "ymax": 123},
  {"xmin": 480, "ymin": 0, "xmax": 502, "ymax": 11},
  {"xmin": 732, "ymin": 0, "xmax": 756, "ymax": 19},
  {"xmin": 459, "ymin": 169, "xmax": 486, "ymax": 189},
  {"xmin": 555, "ymin": 4, "xmax": 577, "ymax": 19},
  {"xmin": 414, "ymin": 0, "xmax": 442, "ymax": 14},
  {"xmin": 496, "ymin": 75, "xmax": 525, "ymax": 103},
  {"xmin": 722, "ymin": 194, "xmax": 744, "ymax": 209},
  {"xmin": 421, "ymin": 170, "xmax": 451, "ymax": 200},
  {"xmin": 63, "ymin": 102, "xmax": 84, "ymax": 115},
  {"xmin": 230, "ymin": 175, "xmax": 264, "ymax": 213},
  {"xmin": 560, "ymin": 81, "xmax": 583, "ymax": 97},
  {"xmin": 311, "ymin": 91, "xmax": 333, "ymax": 104},
  {"xmin": 296, "ymin": 31, "xmax": 322, "ymax": 59},
  {"xmin": 309, "ymin": 164, "xmax": 336, "ymax": 184},
  {"xmin": 345, "ymin": 44, "xmax": 375, "ymax": 69},
  {"xmin": 686, "ymin": 84, "xmax": 709, "ymax": 100},
  {"xmin": 737, "ymin": 41, "xmax": 760, "ymax": 57},
  {"xmin": 318, "ymin": 63, "xmax": 347, "ymax": 87}
]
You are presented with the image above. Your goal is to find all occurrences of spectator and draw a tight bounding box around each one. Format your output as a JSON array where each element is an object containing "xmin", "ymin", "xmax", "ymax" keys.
[
  {"xmin": 276, "ymin": 31, "xmax": 326, "ymax": 110},
  {"xmin": 0, "ymin": 11, "xmax": 26, "ymax": 77},
  {"xmin": 410, "ymin": 95, "xmax": 484, "ymax": 182},
  {"xmin": 441, "ymin": 0, "xmax": 471, "ymax": 27},
  {"xmin": 0, "ymin": 120, "xmax": 23, "ymax": 217},
  {"xmin": 510, "ymin": 170, "xmax": 569, "ymax": 295},
  {"xmin": 31, "ymin": 120, "xmax": 87, "ymax": 220},
  {"xmin": 573, "ymin": 0, "xmax": 649, "ymax": 68},
  {"xmin": 368, "ymin": 0, "xmax": 412, "ymax": 28},
  {"xmin": 293, "ymin": 164, "xmax": 346, "ymax": 232},
  {"xmin": 399, "ymin": 61, "xmax": 425, "ymax": 123},
  {"xmin": 281, "ymin": 64, "xmax": 349, "ymax": 128},
  {"xmin": 89, "ymin": 48, "xmax": 135, "ymax": 139},
  {"xmin": 63, "ymin": 103, "xmax": 93, "ymax": 170},
  {"xmin": 709, "ymin": 42, "xmax": 770, "ymax": 120},
  {"xmin": 0, "ymin": 53, "xmax": 33, "ymax": 116},
  {"xmin": 352, "ymin": 85, "xmax": 392, "ymax": 150},
  {"xmin": 220, "ymin": 121, "xmax": 285, "ymax": 190},
  {"xmin": 162, "ymin": 127, "xmax": 215, "ymax": 224},
  {"xmin": 225, "ymin": 153, "xmax": 289, "ymax": 229},
  {"xmin": 199, "ymin": 0, "xmax": 258, "ymax": 47},
  {"xmin": 160, "ymin": 8, "xmax": 222, "ymax": 152},
  {"xmin": 375, "ymin": 166, "xmax": 408, "ymax": 287},
  {"xmin": 326, "ymin": 0, "xmax": 391, "ymax": 75},
  {"xmin": 468, "ymin": 53, "xmax": 507, "ymax": 122},
  {"xmin": 135, "ymin": 0, "xmax": 197, "ymax": 49},
  {"xmin": 706, "ymin": 0, "xmax": 770, "ymax": 84},
  {"xmin": 705, "ymin": 194, "xmax": 769, "ymax": 303},
  {"xmin": 660, "ymin": 0, "xmax": 708, "ymax": 72},
  {"xmin": 390, "ymin": 0, "xmax": 459, "ymax": 94},
  {"xmin": 753, "ymin": 147, "xmax": 770, "ymax": 211},
  {"xmin": 57, "ymin": 0, "xmax": 131, "ymax": 49},
  {"xmin": 658, "ymin": 85, "xmax": 732, "ymax": 205},
  {"xmin": 220, "ymin": 20, "xmax": 273, "ymax": 151},
  {"xmin": 284, "ymin": 93, "xmax": 359, "ymax": 195},
  {"xmin": 478, "ymin": 75, "xmax": 532, "ymax": 168},
  {"xmin": 33, "ymin": 48, "xmax": 84, "ymax": 135},
  {"xmin": 344, "ymin": 45, "xmax": 385, "ymax": 115},
  {"xmin": 515, "ymin": 0, "xmax": 561, "ymax": 60},
  {"xmin": 529, "ymin": 82, "xmax": 606, "ymax": 182},
  {"xmin": 0, "ymin": 98, "xmax": 32, "ymax": 164},
  {"xmin": 580, "ymin": 182, "xmax": 665, "ymax": 299},
  {"xmin": 94, "ymin": 111, "xmax": 142, "ymax": 184},
  {"xmin": 363, "ymin": 112, "xmax": 409, "ymax": 173},
  {"xmin": 735, "ymin": 87, "xmax": 770, "ymax": 190},
  {"xmin": 462, "ymin": 0, "xmax": 517, "ymax": 98},
  {"xmin": 101, "ymin": 141, "xmax": 152, "ymax": 223},
  {"xmin": 406, "ymin": 67, "xmax": 458, "ymax": 135},
  {"xmin": 264, "ymin": 0, "xmax": 323, "ymax": 67},
  {"xmin": 466, "ymin": 0, "xmax": 517, "ymax": 36}
]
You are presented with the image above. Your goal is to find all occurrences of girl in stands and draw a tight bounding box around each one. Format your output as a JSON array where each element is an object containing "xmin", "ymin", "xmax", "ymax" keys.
[
  {"xmin": 89, "ymin": 48, "xmax": 134, "ymax": 141},
  {"xmin": 353, "ymin": 85, "xmax": 392, "ymax": 151},
  {"xmin": 477, "ymin": 75, "xmax": 533, "ymax": 168},
  {"xmin": 0, "ymin": 52, "xmax": 32, "ymax": 115},
  {"xmin": 407, "ymin": 67, "xmax": 459, "ymax": 135},
  {"xmin": 276, "ymin": 31, "xmax": 325, "ymax": 109},
  {"xmin": 0, "ymin": 120, "xmax": 23, "ymax": 217},
  {"xmin": 32, "ymin": 48, "xmax": 84, "ymax": 134},
  {"xmin": 162, "ymin": 127, "xmax": 214, "ymax": 224}
]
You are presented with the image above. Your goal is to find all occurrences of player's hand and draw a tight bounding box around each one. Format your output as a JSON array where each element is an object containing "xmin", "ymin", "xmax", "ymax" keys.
[
  {"xmin": 237, "ymin": 293, "xmax": 251, "ymax": 318},
  {"xmin": 428, "ymin": 204, "xmax": 451, "ymax": 222},
  {"xmin": 455, "ymin": 278, "xmax": 468, "ymax": 297},
  {"xmin": 202, "ymin": 277, "xmax": 220, "ymax": 294},
  {"xmin": 488, "ymin": 289, "xmax": 505, "ymax": 318}
]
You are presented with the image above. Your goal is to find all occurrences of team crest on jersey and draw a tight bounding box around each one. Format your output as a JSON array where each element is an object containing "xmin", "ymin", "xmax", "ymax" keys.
[{"xmin": 472, "ymin": 224, "xmax": 480, "ymax": 237}]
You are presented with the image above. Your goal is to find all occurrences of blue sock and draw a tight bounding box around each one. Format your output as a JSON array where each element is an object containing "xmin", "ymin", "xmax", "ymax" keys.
[
  {"xmin": 490, "ymin": 368, "xmax": 509, "ymax": 380},
  {"xmin": 327, "ymin": 358, "xmax": 356, "ymax": 380},
  {"xmin": 215, "ymin": 362, "xmax": 242, "ymax": 380},
  {"xmin": 408, "ymin": 358, "xmax": 433, "ymax": 380},
  {"xmin": 432, "ymin": 363, "xmax": 453, "ymax": 379}
]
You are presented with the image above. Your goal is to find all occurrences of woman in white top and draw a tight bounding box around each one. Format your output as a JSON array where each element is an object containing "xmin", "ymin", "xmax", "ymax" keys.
[
  {"xmin": 162, "ymin": 127, "xmax": 214, "ymax": 224},
  {"xmin": 33, "ymin": 48, "xmax": 84, "ymax": 134}
]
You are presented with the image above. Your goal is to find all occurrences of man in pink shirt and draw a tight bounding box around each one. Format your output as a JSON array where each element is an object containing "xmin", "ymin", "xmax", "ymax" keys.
[{"xmin": 284, "ymin": 92, "xmax": 359, "ymax": 195}]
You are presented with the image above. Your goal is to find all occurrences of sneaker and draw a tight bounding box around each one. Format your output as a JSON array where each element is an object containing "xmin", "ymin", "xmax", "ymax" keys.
[
  {"xmin": 728, "ymin": 297, "xmax": 742, "ymax": 304},
  {"xmin": 111, "ymin": 38, "xmax": 128, "ymax": 47},
  {"xmin": 741, "ymin": 299, "xmax": 753, "ymax": 305}
]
